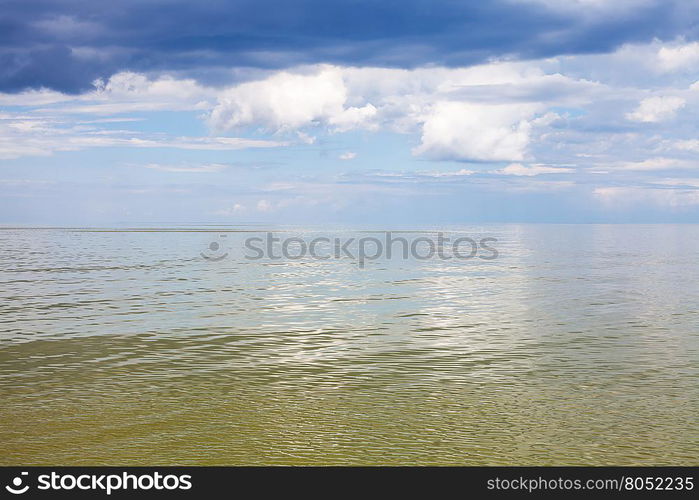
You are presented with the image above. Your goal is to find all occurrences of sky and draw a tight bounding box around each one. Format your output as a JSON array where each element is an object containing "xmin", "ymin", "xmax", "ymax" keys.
[{"xmin": 3, "ymin": 0, "xmax": 699, "ymax": 225}]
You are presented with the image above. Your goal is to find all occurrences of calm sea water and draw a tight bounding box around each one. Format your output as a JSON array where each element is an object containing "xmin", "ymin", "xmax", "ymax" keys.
[{"xmin": 1, "ymin": 225, "xmax": 697, "ymax": 465}]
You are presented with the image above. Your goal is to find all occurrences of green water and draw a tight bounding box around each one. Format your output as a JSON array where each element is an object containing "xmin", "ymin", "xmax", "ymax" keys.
[{"xmin": 1, "ymin": 225, "xmax": 697, "ymax": 465}]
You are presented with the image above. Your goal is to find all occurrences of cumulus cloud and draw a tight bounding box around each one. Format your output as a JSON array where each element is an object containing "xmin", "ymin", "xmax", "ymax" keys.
[
  {"xmin": 207, "ymin": 62, "xmax": 593, "ymax": 162},
  {"xmin": 329, "ymin": 104, "xmax": 378, "ymax": 132},
  {"xmin": 339, "ymin": 152, "xmax": 357, "ymax": 160},
  {"xmin": 657, "ymin": 42, "xmax": 699, "ymax": 72},
  {"xmin": 414, "ymin": 102, "xmax": 540, "ymax": 162},
  {"xmin": 626, "ymin": 96, "xmax": 685, "ymax": 122},
  {"xmin": 209, "ymin": 67, "xmax": 376, "ymax": 132}
]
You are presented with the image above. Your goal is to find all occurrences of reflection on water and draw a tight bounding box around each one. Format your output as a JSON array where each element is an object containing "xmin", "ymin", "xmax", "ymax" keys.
[{"xmin": 0, "ymin": 225, "xmax": 697, "ymax": 465}]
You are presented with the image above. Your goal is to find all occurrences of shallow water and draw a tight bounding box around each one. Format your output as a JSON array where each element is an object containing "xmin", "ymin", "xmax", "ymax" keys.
[{"xmin": 1, "ymin": 225, "xmax": 697, "ymax": 465}]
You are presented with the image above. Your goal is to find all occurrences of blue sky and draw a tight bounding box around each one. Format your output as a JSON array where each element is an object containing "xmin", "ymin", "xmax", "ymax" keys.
[{"xmin": 3, "ymin": 0, "xmax": 699, "ymax": 224}]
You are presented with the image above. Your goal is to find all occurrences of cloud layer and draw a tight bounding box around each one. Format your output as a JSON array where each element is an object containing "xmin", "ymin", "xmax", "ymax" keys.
[
  {"xmin": 3, "ymin": 4, "xmax": 699, "ymax": 223},
  {"xmin": 2, "ymin": 0, "xmax": 699, "ymax": 92}
]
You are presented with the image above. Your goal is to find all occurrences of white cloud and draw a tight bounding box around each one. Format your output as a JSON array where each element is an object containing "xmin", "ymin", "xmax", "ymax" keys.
[
  {"xmin": 413, "ymin": 102, "xmax": 539, "ymax": 161},
  {"xmin": 76, "ymin": 73, "xmax": 214, "ymax": 114},
  {"xmin": 256, "ymin": 199, "xmax": 274, "ymax": 212},
  {"xmin": 207, "ymin": 62, "xmax": 601, "ymax": 158},
  {"xmin": 296, "ymin": 131, "xmax": 316, "ymax": 144},
  {"xmin": 329, "ymin": 104, "xmax": 378, "ymax": 132},
  {"xmin": 209, "ymin": 66, "xmax": 376, "ymax": 132},
  {"xmin": 626, "ymin": 96, "xmax": 685, "ymax": 122},
  {"xmin": 0, "ymin": 89, "xmax": 73, "ymax": 107},
  {"xmin": 496, "ymin": 163, "xmax": 575, "ymax": 175},
  {"xmin": 502, "ymin": 179, "xmax": 575, "ymax": 192},
  {"xmin": 654, "ymin": 178, "xmax": 699, "ymax": 188},
  {"xmin": 594, "ymin": 186, "xmax": 699, "ymax": 207},
  {"xmin": 657, "ymin": 42, "xmax": 699, "ymax": 72},
  {"xmin": 214, "ymin": 203, "xmax": 247, "ymax": 216},
  {"xmin": 134, "ymin": 136, "xmax": 288, "ymax": 151},
  {"xmin": 420, "ymin": 169, "xmax": 474, "ymax": 177},
  {"xmin": 0, "ymin": 112, "xmax": 286, "ymax": 159},
  {"xmin": 616, "ymin": 157, "xmax": 689, "ymax": 171},
  {"xmin": 78, "ymin": 117, "xmax": 146, "ymax": 124},
  {"xmin": 672, "ymin": 139, "xmax": 699, "ymax": 153},
  {"xmin": 0, "ymin": 61, "xmax": 609, "ymax": 165},
  {"xmin": 0, "ymin": 72, "xmax": 216, "ymax": 115},
  {"xmin": 3, "ymin": 42, "xmax": 699, "ymax": 185},
  {"xmin": 339, "ymin": 152, "xmax": 357, "ymax": 160},
  {"xmin": 143, "ymin": 163, "xmax": 229, "ymax": 173},
  {"xmin": 515, "ymin": 0, "xmax": 653, "ymax": 12}
]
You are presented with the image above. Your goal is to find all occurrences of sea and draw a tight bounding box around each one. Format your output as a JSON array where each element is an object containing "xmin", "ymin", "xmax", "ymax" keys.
[{"xmin": 1, "ymin": 224, "xmax": 697, "ymax": 465}]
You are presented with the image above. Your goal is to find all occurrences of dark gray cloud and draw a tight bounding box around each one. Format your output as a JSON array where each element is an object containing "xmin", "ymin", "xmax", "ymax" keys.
[{"xmin": 1, "ymin": 0, "xmax": 697, "ymax": 93}]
